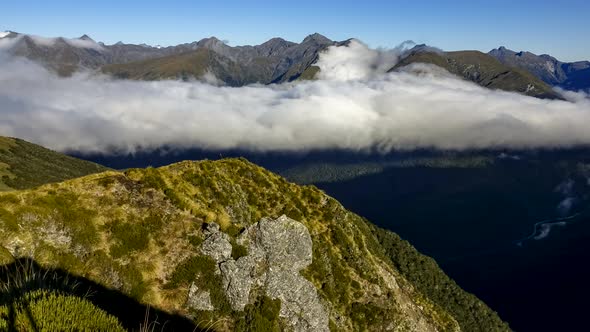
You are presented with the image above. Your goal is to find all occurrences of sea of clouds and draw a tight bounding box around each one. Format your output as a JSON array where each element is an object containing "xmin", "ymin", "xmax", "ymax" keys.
[{"xmin": 1, "ymin": 39, "xmax": 589, "ymax": 154}]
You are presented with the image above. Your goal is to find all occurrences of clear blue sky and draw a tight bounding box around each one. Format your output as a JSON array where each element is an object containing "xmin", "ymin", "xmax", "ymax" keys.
[{"xmin": 2, "ymin": 0, "xmax": 588, "ymax": 62}]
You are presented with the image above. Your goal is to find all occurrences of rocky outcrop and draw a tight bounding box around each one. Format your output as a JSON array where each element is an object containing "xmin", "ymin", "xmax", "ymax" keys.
[
  {"xmin": 200, "ymin": 216, "xmax": 329, "ymax": 332},
  {"xmin": 187, "ymin": 283, "xmax": 214, "ymax": 311},
  {"xmin": 200, "ymin": 223, "xmax": 232, "ymax": 264}
]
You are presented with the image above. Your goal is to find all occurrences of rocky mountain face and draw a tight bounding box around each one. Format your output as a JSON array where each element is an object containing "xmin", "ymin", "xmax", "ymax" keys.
[
  {"xmin": 101, "ymin": 34, "xmax": 334, "ymax": 85},
  {"xmin": 391, "ymin": 48, "xmax": 563, "ymax": 99},
  {"xmin": 0, "ymin": 138, "xmax": 511, "ymax": 331},
  {"xmin": 0, "ymin": 31, "xmax": 333, "ymax": 85},
  {"xmin": 3, "ymin": 31, "xmax": 586, "ymax": 96},
  {"xmin": 489, "ymin": 46, "xmax": 590, "ymax": 91}
]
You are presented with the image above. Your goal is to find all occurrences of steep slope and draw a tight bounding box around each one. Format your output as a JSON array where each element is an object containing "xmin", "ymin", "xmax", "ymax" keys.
[
  {"xmin": 1, "ymin": 31, "xmax": 333, "ymax": 85},
  {"xmin": 283, "ymin": 150, "xmax": 590, "ymax": 331},
  {"xmin": 101, "ymin": 48, "xmax": 216, "ymax": 81},
  {"xmin": 102, "ymin": 34, "xmax": 334, "ymax": 85},
  {"xmin": 489, "ymin": 46, "xmax": 590, "ymax": 90},
  {"xmin": 561, "ymin": 66, "xmax": 590, "ymax": 91},
  {"xmin": 0, "ymin": 31, "xmax": 194, "ymax": 74},
  {"xmin": 0, "ymin": 157, "xmax": 509, "ymax": 331},
  {"xmin": 0, "ymin": 136, "xmax": 108, "ymax": 191},
  {"xmin": 0, "ymin": 32, "xmax": 108, "ymax": 76},
  {"xmin": 391, "ymin": 50, "xmax": 563, "ymax": 99}
]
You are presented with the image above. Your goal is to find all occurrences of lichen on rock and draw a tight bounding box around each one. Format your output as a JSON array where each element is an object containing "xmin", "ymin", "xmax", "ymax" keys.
[
  {"xmin": 187, "ymin": 282, "xmax": 214, "ymax": 311},
  {"xmin": 200, "ymin": 215, "xmax": 330, "ymax": 332},
  {"xmin": 200, "ymin": 223, "xmax": 232, "ymax": 264}
]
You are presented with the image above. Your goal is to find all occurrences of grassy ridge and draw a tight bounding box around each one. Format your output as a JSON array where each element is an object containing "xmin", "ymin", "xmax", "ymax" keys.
[
  {"xmin": 0, "ymin": 137, "xmax": 108, "ymax": 191},
  {"xmin": 392, "ymin": 50, "xmax": 563, "ymax": 99},
  {"xmin": 101, "ymin": 49, "xmax": 278, "ymax": 85},
  {"xmin": 102, "ymin": 49, "xmax": 212, "ymax": 81},
  {"xmin": 0, "ymin": 155, "xmax": 510, "ymax": 331}
]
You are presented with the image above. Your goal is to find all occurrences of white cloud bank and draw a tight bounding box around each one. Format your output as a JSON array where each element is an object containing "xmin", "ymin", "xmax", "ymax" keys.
[{"xmin": 0, "ymin": 40, "xmax": 589, "ymax": 154}]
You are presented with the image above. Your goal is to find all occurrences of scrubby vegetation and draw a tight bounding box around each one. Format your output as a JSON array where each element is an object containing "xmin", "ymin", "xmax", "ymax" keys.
[
  {"xmin": 0, "ymin": 156, "xmax": 510, "ymax": 331},
  {"xmin": 370, "ymin": 224, "xmax": 510, "ymax": 332},
  {"xmin": 0, "ymin": 136, "xmax": 108, "ymax": 191},
  {"xmin": 281, "ymin": 157, "xmax": 493, "ymax": 184},
  {"xmin": 235, "ymin": 296, "xmax": 282, "ymax": 332},
  {"xmin": 0, "ymin": 258, "xmax": 124, "ymax": 331},
  {"xmin": 1, "ymin": 290, "xmax": 125, "ymax": 331},
  {"xmin": 0, "ymin": 258, "xmax": 200, "ymax": 331}
]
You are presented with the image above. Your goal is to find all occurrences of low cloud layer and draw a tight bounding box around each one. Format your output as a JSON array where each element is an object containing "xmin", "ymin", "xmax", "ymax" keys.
[{"xmin": 1, "ymin": 40, "xmax": 590, "ymax": 154}]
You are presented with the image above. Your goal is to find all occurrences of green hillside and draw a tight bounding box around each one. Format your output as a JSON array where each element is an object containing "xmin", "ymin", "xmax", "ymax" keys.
[
  {"xmin": 101, "ymin": 49, "xmax": 213, "ymax": 81},
  {"xmin": 0, "ymin": 137, "xmax": 108, "ymax": 191},
  {"xmin": 0, "ymin": 151, "xmax": 510, "ymax": 331},
  {"xmin": 391, "ymin": 50, "xmax": 563, "ymax": 99},
  {"xmin": 101, "ymin": 49, "xmax": 279, "ymax": 85}
]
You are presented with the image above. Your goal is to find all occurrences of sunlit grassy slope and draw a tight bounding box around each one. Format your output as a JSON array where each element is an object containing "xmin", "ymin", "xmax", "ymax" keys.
[
  {"xmin": 0, "ymin": 136, "xmax": 109, "ymax": 191},
  {"xmin": 391, "ymin": 50, "xmax": 563, "ymax": 99},
  {"xmin": 0, "ymin": 151, "xmax": 510, "ymax": 331}
]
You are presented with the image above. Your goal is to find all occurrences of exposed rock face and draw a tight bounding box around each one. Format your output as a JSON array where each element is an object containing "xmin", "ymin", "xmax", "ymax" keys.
[
  {"xmin": 489, "ymin": 46, "xmax": 590, "ymax": 91},
  {"xmin": 218, "ymin": 257, "xmax": 256, "ymax": 310},
  {"xmin": 200, "ymin": 223, "xmax": 232, "ymax": 264},
  {"xmin": 200, "ymin": 216, "xmax": 329, "ymax": 332},
  {"xmin": 1, "ymin": 31, "xmax": 335, "ymax": 84},
  {"xmin": 187, "ymin": 283, "xmax": 214, "ymax": 311}
]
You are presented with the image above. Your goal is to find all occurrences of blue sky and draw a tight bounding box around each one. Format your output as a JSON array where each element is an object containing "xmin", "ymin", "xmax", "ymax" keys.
[{"xmin": 1, "ymin": 0, "xmax": 588, "ymax": 62}]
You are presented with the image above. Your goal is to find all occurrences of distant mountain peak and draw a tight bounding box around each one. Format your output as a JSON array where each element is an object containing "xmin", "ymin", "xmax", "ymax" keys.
[
  {"xmin": 202, "ymin": 36, "xmax": 220, "ymax": 41},
  {"xmin": 0, "ymin": 31, "xmax": 19, "ymax": 39},
  {"xmin": 197, "ymin": 36, "xmax": 226, "ymax": 48},
  {"xmin": 78, "ymin": 34, "xmax": 94, "ymax": 42},
  {"xmin": 490, "ymin": 46, "xmax": 515, "ymax": 54},
  {"xmin": 262, "ymin": 37, "xmax": 289, "ymax": 45},
  {"xmin": 405, "ymin": 43, "xmax": 443, "ymax": 56},
  {"xmin": 302, "ymin": 33, "xmax": 331, "ymax": 44},
  {"xmin": 259, "ymin": 37, "xmax": 294, "ymax": 49}
]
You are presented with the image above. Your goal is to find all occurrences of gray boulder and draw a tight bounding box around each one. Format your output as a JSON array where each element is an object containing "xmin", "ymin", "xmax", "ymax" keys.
[
  {"xmin": 200, "ymin": 222, "xmax": 232, "ymax": 264},
  {"xmin": 200, "ymin": 215, "xmax": 329, "ymax": 332},
  {"xmin": 187, "ymin": 282, "xmax": 214, "ymax": 311}
]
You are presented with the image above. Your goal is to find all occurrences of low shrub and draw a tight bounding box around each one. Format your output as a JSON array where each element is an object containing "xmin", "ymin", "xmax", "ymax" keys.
[{"xmin": 4, "ymin": 289, "xmax": 125, "ymax": 331}]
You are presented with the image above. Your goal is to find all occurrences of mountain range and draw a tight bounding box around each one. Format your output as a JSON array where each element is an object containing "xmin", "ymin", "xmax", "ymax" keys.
[
  {"xmin": 390, "ymin": 48, "xmax": 563, "ymax": 99},
  {"xmin": 0, "ymin": 31, "xmax": 333, "ymax": 84},
  {"xmin": 2, "ymin": 31, "xmax": 589, "ymax": 98},
  {"xmin": 489, "ymin": 46, "xmax": 590, "ymax": 91}
]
